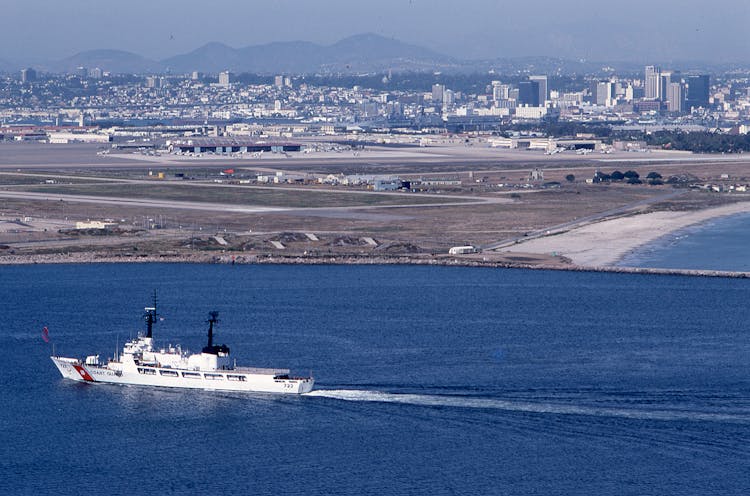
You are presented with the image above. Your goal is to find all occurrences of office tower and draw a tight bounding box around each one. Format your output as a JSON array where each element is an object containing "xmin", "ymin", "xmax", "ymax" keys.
[
  {"xmin": 595, "ymin": 81, "xmax": 614, "ymax": 106},
  {"xmin": 518, "ymin": 81, "xmax": 540, "ymax": 107},
  {"xmin": 443, "ymin": 89, "xmax": 455, "ymax": 107},
  {"xmin": 659, "ymin": 71, "xmax": 673, "ymax": 102},
  {"xmin": 529, "ymin": 75, "xmax": 548, "ymax": 105},
  {"xmin": 492, "ymin": 81, "xmax": 510, "ymax": 101},
  {"xmin": 587, "ymin": 81, "xmax": 599, "ymax": 103},
  {"xmin": 146, "ymin": 76, "xmax": 161, "ymax": 89},
  {"xmin": 218, "ymin": 71, "xmax": 230, "ymax": 86},
  {"xmin": 625, "ymin": 85, "xmax": 635, "ymax": 102},
  {"xmin": 88, "ymin": 67, "xmax": 103, "ymax": 79},
  {"xmin": 666, "ymin": 82, "xmax": 683, "ymax": 112},
  {"xmin": 500, "ymin": 84, "xmax": 511, "ymax": 100},
  {"xmin": 432, "ymin": 84, "xmax": 445, "ymax": 103},
  {"xmin": 645, "ymin": 65, "xmax": 661, "ymax": 99},
  {"xmin": 274, "ymin": 75, "xmax": 284, "ymax": 88},
  {"xmin": 491, "ymin": 81, "xmax": 502, "ymax": 101},
  {"xmin": 191, "ymin": 71, "xmax": 200, "ymax": 80},
  {"xmin": 284, "ymin": 76, "xmax": 292, "ymax": 88},
  {"xmin": 21, "ymin": 67, "xmax": 36, "ymax": 83},
  {"xmin": 685, "ymin": 75, "xmax": 710, "ymax": 109}
]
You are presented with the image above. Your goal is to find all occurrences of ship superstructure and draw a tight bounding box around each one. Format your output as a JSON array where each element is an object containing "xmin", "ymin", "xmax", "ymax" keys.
[{"xmin": 51, "ymin": 297, "xmax": 314, "ymax": 394}]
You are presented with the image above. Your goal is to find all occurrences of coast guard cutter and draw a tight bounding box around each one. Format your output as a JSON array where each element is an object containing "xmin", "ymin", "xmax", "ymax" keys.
[{"xmin": 50, "ymin": 297, "xmax": 314, "ymax": 394}]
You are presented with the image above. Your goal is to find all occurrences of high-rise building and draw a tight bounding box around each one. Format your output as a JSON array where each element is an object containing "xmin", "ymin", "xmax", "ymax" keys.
[
  {"xmin": 443, "ymin": 89, "xmax": 455, "ymax": 107},
  {"xmin": 518, "ymin": 81, "xmax": 540, "ymax": 107},
  {"xmin": 500, "ymin": 84, "xmax": 511, "ymax": 100},
  {"xmin": 529, "ymin": 75, "xmax": 548, "ymax": 105},
  {"xmin": 218, "ymin": 71, "xmax": 230, "ymax": 87},
  {"xmin": 21, "ymin": 67, "xmax": 36, "ymax": 83},
  {"xmin": 595, "ymin": 81, "xmax": 614, "ymax": 106},
  {"xmin": 685, "ymin": 75, "xmax": 710, "ymax": 109},
  {"xmin": 659, "ymin": 71, "xmax": 673, "ymax": 102},
  {"xmin": 492, "ymin": 81, "xmax": 510, "ymax": 101},
  {"xmin": 491, "ymin": 81, "xmax": 502, "ymax": 101},
  {"xmin": 645, "ymin": 65, "xmax": 661, "ymax": 99},
  {"xmin": 274, "ymin": 75, "xmax": 284, "ymax": 88},
  {"xmin": 431, "ymin": 84, "xmax": 445, "ymax": 103},
  {"xmin": 146, "ymin": 76, "xmax": 161, "ymax": 89},
  {"xmin": 666, "ymin": 82, "xmax": 683, "ymax": 112},
  {"xmin": 88, "ymin": 67, "xmax": 103, "ymax": 79},
  {"xmin": 586, "ymin": 81, "xmax": 599, "ymax": 103},
  {"xmin": 625, "ymin": 85, "xmax": 635, "ymax": 102}
]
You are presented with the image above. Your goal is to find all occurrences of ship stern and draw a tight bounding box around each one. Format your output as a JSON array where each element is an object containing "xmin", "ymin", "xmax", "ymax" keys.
[{"xmin": 298, "ymin": 378, "xmax": 315, "ymax": 394}]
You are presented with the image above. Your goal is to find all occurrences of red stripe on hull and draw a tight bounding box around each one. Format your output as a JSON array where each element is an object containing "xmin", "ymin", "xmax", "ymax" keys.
[{"xmin": 73, "ymin": 365, "xmax": 95, "ymax": 382}]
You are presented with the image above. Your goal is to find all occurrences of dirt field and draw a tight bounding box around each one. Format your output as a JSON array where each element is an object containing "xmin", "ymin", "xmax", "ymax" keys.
[{"xmin": 1, "ymin": 141, "xmax": 749, "ymax": 265}]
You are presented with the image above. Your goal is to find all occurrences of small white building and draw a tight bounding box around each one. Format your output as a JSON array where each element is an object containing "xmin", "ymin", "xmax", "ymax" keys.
[
  {"xmin": 76, "ymin": 220, "xmax": 116, "ymax": 229},
  {"xmin": 48, "ymin": 132, "xmax": 111, "ymax": 144},
  {"xmin": 449, "ymin": 245, "xmax": 478, "ymax": 255},
  {"xmin": 489, "ymin": 137, "xmax": 517, "ymax": 149},
  {"xmin": 514, "ymin": 106, "xmax": 549, "ymax": 119}
]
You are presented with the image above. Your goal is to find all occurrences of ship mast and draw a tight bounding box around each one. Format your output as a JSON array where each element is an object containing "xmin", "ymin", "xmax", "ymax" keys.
[
  {"xmin": 206, "ymin": 311, "xmax": 219, "ymax": 349},
  {"xmin": 202, "ymin": 310, "xmax": 229, "ymax": 355},
  {"xmin": 144, "ymin": 290, "xmax": 159, "ymax": 338}
]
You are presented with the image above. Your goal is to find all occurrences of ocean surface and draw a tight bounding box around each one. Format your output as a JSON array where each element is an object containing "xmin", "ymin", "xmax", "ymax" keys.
[
  {"xmin": 619, "ymin": 212, "xmax": 750, "ymax": 271},
  {"xmin": 2, "ymin": 263, "xmax": 749, "ymax": 495}
]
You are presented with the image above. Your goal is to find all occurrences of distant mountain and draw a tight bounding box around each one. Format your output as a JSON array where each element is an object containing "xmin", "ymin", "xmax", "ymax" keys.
[
  {"xmin": 163, "ymin": 40, "xmax": 317, "ymax": 74},
  {"xmin": 162, "ymin": 33, "xmax": 456, "ymax": 74},
  {"xmin": 321, "ymin": 33, "xmax": 456, "ymax": 72},
  {"xmin": 30, "ymin": 34, "xmax": 734, "ymax": 77},
  {"xmin": 47, "ymin": 49, "xmax": 163, "ymax": 74},
  {"xmin": 161, "ymin": 42, "xmax": 244, "ymax": 74}
]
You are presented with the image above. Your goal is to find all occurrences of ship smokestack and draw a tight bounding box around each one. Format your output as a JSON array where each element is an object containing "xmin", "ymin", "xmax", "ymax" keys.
[{"xmin": 206, "ymin": 311, "xmax": 219, "ymax": 349}]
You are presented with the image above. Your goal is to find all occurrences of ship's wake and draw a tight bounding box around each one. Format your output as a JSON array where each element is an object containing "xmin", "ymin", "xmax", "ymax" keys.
[{"xmin": 306, "ymin": 389, "xmax": 750, "ymax": 424}]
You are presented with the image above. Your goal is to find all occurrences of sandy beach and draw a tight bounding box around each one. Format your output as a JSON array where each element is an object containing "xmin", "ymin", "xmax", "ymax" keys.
[{"xmin": 498, "ymin": 201, "xmax": 750, "ymax": 267}]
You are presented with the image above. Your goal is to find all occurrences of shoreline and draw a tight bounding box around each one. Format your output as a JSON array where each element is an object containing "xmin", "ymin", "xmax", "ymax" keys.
[
  {"xmin": 497, "ymin": 201, "xmax": 750, "ymax": 268},
  {"xmin": 2, "ymin": 250, "xmax": 750, "ymax": 279},
  {"xmin": 4, "ymin": 201, "xmax": 750, "ymax": 279}
]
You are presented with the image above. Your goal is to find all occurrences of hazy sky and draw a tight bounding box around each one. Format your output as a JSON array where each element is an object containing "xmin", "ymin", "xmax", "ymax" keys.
[{"xmin": 3, "ymin": 0, "xmax": 748, "ymax": 63}]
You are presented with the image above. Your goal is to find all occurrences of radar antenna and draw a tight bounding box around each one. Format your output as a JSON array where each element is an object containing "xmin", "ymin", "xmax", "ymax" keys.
[
  {"xmin": 144, "ymin": 290, "xmax": 159, "ymax": 338},
  {"xmin": 202, "ymin": 310, "xmax": 230, "ymax": 355}
]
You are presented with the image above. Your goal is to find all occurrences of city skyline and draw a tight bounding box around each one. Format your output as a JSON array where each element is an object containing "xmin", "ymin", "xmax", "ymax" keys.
[{"xmin": 2, "ymin": 0, "xmax": 749, "ymax": 64}]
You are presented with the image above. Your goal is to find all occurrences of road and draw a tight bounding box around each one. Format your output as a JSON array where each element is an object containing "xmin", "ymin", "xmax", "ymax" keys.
[
  {"xmin": 0, "ymin": 171, "xmax": 502, "ymax": 201},
  {"xmin": 0, "ymin": 189, "xmax": 506, "ymax": 216}
]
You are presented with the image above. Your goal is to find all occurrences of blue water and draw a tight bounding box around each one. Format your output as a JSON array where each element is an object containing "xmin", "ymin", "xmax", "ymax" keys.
[
  {"xmin": 2, "ymin": 264, "xmax": 750, "ymax": 495},
  {"xmin": 620, "ymin": 212, "xmax": 750, "ymax": 271}
]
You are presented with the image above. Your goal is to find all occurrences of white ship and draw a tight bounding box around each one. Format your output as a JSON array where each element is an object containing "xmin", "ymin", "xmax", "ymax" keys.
[{"xmin": 51, "ymin": 298, "xmax": 314, "ymax": 394}]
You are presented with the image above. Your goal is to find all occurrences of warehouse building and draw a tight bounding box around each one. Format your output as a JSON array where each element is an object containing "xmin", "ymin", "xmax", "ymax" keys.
[{"xmin": 166, "ymin": 138, "xmax": 302, "ymax": 154}]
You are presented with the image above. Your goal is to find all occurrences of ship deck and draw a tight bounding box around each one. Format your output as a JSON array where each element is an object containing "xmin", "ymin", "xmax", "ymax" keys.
[{"xmin": 231, "ymin": 366, "xmax": 290, "ymax": 376}]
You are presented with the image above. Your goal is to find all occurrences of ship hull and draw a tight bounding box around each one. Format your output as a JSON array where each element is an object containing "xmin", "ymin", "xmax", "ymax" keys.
[{"xmin": 51, "ymin": 356, "xmax": 314, "ymax": 394}]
